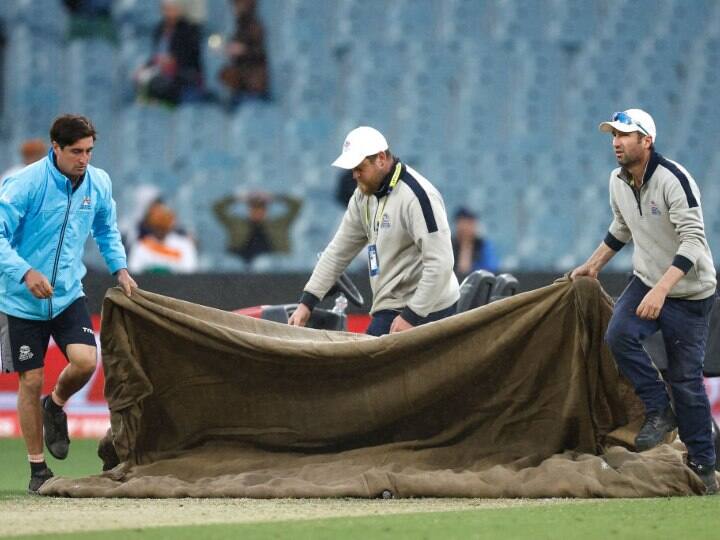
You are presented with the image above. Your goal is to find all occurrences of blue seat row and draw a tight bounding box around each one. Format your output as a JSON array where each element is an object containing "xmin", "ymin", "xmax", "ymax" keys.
[{"xmin": 1, "ymin": 0, "xmax": 720, "ymax": 271}]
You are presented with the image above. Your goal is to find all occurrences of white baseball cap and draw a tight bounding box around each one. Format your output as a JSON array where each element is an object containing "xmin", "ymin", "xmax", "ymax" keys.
[
  {"xmin": 331, "ymin": 126, "xmax": 389, "ymax": 169},
  {"xmin": 599, "ymin": 109, "xmax": 657, "ymax": 144}
]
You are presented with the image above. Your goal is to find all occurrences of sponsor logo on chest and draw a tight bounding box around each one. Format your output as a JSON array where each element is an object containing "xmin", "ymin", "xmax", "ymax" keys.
[{"xmin": 650, "ymin": 200, "xmax": 661, "ymax": 216}]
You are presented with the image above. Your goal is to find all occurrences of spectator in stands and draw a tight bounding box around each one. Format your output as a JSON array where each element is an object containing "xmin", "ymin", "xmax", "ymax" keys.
[
  {"xmin": 288, "ymin": 126, "xmax": 459, "ymax": 336},
  {"xmin": 218, "ymin": 0, "xmax": 270, "ymax": 108},
  {"xmin": 571, "ymin": 108, "xmax": 717, "ymax": 494},
  {"xmin": 134, "ymin": 0, "xmax": 203, "ymax": 106},
  {"xmin": 117, "ymin": 184, "xmax": 162, "ymax": 250},
  {"xmin": 452, "ymin": 207, "xmax": 499, "ymax": 279},
  {"xmin": 213, "ymin": 191, "xmax": 301, "ymax": 264},
  {"xmin": 335, "ymin": 169, "xmax": 355, "ymax": 208},
  {"xmin": 1, "ymin": 138, "xmax": 47, "ymax": 184},
  {"xmin": 177, "ymin": 0, "xmax": 207, "ymax": 26},
  {"xmin": 128, "ymin": 201, "xmax": 198, "ymax": 274},
  {"xmin": 62, "ymin": 0, "xmax": 117, "ymax": 43}
]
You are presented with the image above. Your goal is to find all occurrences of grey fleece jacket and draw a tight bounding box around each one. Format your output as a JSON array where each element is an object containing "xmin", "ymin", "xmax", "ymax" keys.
[
  {"xmin": 605, "ymin": 151, "xmax": 716, "ymax": 300},
  {"xmin": 301, "ymin": 162, "xmax": 459, "ymax": 323}
]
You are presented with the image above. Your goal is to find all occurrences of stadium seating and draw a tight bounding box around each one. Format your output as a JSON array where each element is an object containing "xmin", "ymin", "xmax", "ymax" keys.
[
  {"xmin": 456, "ymin": 270, "xmax": 495, "ymax": 313},
  {"xmin": 1, "ymin": 0, "xmax": 720, "ymax": 272},
  {"xmin": 489, "ymin": 273, "xmax": 520, "ymax": 303}
]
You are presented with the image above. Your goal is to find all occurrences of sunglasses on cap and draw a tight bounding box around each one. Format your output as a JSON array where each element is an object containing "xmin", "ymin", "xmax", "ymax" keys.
[{"xmin": 612, "ymin": 111, "xmax": 650, "ymax": 136}]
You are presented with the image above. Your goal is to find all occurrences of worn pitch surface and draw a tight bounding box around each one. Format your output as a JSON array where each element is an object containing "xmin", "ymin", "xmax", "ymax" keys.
[{"xmin": 0, "ymin": 497, "xmax": 595, "ymax": 536}]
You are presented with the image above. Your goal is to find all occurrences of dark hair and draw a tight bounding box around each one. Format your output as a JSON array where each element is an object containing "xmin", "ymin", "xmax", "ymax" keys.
[
  {"xmin": 49, "ymin": 115, "xmax": 97, "ymax": 148},
  {"xmin": 247, "ymin": 194, "xmax": 268, "ymax": 208},
  {"xmin": 455, "ymin": 207, "xmax": 477, "ymax": 220},
  {"xmin": 366, "ymin": 149, "xmax": 393, "ymax": 163},
  {"xmin": 632, "ymin": 131, "xmax": 656, "ymax": 152}
]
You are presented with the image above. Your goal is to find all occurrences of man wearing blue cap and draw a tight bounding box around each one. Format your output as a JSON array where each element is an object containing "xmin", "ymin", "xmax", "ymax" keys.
[{"xmin": 571, "ymin": 108, "xmax": 718, "ymax": 494}]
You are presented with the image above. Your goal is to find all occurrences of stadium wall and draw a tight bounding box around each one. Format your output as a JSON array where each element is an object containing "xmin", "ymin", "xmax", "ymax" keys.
[{"xmin": 79, "ymin": 270, "xmax": 633, "ymax": 314}]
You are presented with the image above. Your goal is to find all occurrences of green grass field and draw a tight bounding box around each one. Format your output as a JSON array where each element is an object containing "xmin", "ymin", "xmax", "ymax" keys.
[
  {"xmin": 1, "ymin": 438, "xmax": 718, "ymax": 539},
  {"xmin": 0, "ymin": 438, "xmax": 100, "ymax": 498}
]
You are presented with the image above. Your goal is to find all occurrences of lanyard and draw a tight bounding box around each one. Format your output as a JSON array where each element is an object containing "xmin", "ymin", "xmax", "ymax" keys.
[{"xmin": 364, "ymin": 162, "xmax": 402, "ymax": 242}]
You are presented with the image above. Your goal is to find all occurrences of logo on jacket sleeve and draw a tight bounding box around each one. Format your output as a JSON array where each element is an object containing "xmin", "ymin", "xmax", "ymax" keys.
[{"xmin": 650, "ymin": 200, "xmax": 661, "ymax": 216}]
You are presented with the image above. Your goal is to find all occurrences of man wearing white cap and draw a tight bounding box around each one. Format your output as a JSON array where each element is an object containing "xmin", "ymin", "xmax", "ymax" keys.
[
  {"xmin": 571, "ymin": 109, "xmax": 718, "ymax": 494},
  {"xmin": 289, "ymin": 126, "xmax": 459, "ymax": 336}
]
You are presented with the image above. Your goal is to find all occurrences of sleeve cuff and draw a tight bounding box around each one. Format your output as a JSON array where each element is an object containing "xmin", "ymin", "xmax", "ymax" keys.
[
  {"xmin": 299, "ymin": 291, "xmax": 320, "ymax": 311},
  {"xmin": 105, "ymin": 257, "xmax": 128, "ymax": 275},
  {"xmin": 400, "ymin": 306, "xmax": 423, "ymax": 326},
  {"xmin": 603, "ymin": 232, "xmax": 626, "ymax": 252},
  {"xmin": 14, "ymin": 262, "xmax": 32, "ymax": 284},
  {"xmin": 672, "ymin": 255, "xmax": 694, "ymax": 274}
]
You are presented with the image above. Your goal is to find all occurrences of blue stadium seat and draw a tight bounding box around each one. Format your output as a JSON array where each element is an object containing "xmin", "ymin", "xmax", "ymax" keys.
[{"xmin": 1, "ymin": 0, "xmax": 719, "ymax": 271}]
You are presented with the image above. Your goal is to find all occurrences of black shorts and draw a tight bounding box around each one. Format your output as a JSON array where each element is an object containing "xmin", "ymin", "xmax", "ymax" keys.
[{"xmin": 0, "ymin": 297, "xmax": 97, "ymax": 374}]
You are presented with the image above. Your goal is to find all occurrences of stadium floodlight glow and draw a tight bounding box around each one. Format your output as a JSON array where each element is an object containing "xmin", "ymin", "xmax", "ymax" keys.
[{"xmin": 612, "ymin": 111, "xmax": 650, "ymax": 137}]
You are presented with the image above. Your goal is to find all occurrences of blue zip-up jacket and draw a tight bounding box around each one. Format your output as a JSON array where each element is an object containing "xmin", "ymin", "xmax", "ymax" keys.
[{"xmin": 0, "ymin": 151, "xmax": 127, "ymax": 320}]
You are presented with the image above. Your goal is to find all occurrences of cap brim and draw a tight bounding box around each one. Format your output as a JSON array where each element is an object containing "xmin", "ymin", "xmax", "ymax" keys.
[
  {"xmin": 598, "ymin": 121, "xmax": 641, "ymax": 134},
  {"xmin": 332, "ymin": 151, "xmax": 365, "ymax": 169}
]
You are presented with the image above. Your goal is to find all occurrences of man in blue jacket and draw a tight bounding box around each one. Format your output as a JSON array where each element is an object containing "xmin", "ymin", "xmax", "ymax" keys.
[{"xmin": 0, "ymin": 114, "xmax": 137, "ymax": 493}]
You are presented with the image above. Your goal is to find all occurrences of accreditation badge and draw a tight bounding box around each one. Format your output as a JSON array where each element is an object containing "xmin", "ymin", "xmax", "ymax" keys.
[{"xmin": 368, "ymin": 244, "xmax": 379, "ymax": 277}]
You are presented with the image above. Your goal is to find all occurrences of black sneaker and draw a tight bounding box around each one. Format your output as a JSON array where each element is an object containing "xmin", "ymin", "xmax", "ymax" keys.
[
  {"xmin": 635, "ymin": 405, "xmax": 677, "ymax": 451},
  {"xmin": 688, "ymin": 461, "xmax": 719, "ymax": 495},
  {"xmin": 42, "ymin": 395, "xmax": 70, "ymax": 460},
  {"xmin": 28, "ymin": 466, "xmax": 54, "ymax": 494}
]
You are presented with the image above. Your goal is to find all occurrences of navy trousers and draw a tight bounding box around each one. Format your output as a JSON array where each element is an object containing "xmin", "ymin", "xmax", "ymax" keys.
[
  {"xmin": 605, "ymin": 277, "xmax": 716, "ymax": 466},
  {"xmin": 366, "ymin": 303, "xmax": 457, "ymax": 337}
]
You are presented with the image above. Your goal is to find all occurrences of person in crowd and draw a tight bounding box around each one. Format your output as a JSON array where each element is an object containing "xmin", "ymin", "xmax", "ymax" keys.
[
  {"xmin": 176, "ymin": 0, "xmax": 207, "ymax": 26},
  {"xmin": 128, "ymin": 201, "xmax": 198, "ymax": 274},
  {"xmin": 134, "ymin": 0, "xmax": 203, "ymax": 105},
  {"xmin": 62, "ymin": 0, "xmax": 116, "ymax": 42},
  {"xmin": 571, "ymin": 108, "xmax": 717, "ymax": 494},
  {"xmin": 452, "ymin": 207, "xmax": 499, "ymax": 279},
  {"xmin": 213, "ymin": 191, "xmax": 302, "ymax": 265},
  {"xmin": 1, "ymin": 139, "xmax": 48, "ymax": 184},
  {"xmin": 218, "ymin": 0, "xmax": 270, "ymax": 108},
  {"xmin": 117, "ymin": 184, "xmax": 162, "ymax": 250},
  {"xmin": 334, "ymin": 169, "xmax": 356, "ymax": 208},
  {"xmin": 288, "ymin": 126, "xmax": 459, "ymax": 336},
  {"xmin": 0, "ymin": 115, "xmax": 137, "ymax": 493}
]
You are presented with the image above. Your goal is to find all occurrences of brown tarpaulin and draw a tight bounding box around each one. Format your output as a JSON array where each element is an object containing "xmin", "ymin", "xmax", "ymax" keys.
[{"xmin": 41, "ymin": 278, "xmax": 706, "ymax": 497}]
